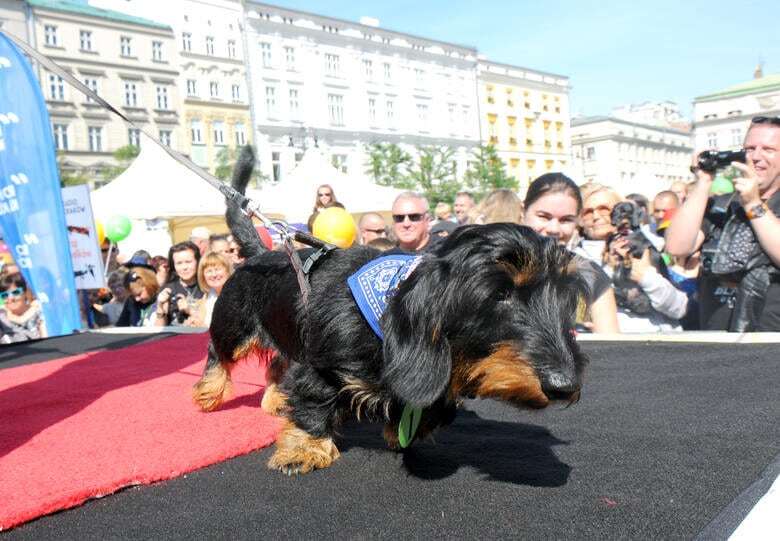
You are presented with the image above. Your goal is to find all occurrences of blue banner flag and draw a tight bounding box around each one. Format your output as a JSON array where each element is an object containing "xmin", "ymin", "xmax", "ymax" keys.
[{"xmin": 0, "ymin": 32, "xmax": 81, "ymax": 336}]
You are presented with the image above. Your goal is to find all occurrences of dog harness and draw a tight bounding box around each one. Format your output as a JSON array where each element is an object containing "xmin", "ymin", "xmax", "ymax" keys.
[{"xmin": 347, "ymin": 255, "xmax": 423, "ymax": 340}]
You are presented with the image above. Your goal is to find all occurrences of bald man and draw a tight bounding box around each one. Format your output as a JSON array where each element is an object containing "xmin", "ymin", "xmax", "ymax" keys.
[
  {"xmin": 652, "ymin": 191, "xmax": 680, "ymax": 227},
  {"xmin": 358, "ymin": 212, "xmax": 387, "ymax": 245}
]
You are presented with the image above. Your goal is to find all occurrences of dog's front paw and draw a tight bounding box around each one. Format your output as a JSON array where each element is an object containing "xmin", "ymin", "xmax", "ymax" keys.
[
  {"xmin": 268, "ymin": 421, "xmax": 340, "ymax": 475},
  {"xmin": 383, "ymin": 423, "xmax": 401, "ymax": 450}
]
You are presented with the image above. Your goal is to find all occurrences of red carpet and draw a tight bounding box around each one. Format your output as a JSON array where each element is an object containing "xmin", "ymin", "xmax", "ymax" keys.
[{"xmin": 0, "ymin": 333, "xmax": 281, "ymax": 531}]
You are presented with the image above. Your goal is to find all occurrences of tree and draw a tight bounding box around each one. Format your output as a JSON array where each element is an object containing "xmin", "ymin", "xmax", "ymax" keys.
[
  {"xmin": 103, "ymin": 144, "xmax": 140, "ymax": 182},
  {"xmin": 462, "ymin": 144, "xmax": 517, "ymax": 199},
  {"xmin": 214, "ymin": 145, "xmax": 269, "ymax": 187},
  {"xmin": 364, "ymin": 142, "xmax": 413, "ymax": 188},
  {"xmin": 57, "ymin": 153, "xmax": 90, "ymax": 187},
  {"xmin": 404, "ymin": 146, "xmax": 460, "ymax": 206}
]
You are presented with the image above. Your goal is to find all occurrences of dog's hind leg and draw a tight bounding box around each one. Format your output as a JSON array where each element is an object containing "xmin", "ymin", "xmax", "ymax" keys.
[{"xmin": 192, "ymin": 340, "xmax": 232, "ymax": 411}]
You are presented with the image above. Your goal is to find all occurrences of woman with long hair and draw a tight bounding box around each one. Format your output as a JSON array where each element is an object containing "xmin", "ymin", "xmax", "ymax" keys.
[
  {"xmin": 186, "ymin": 252, "xmax": 234, "ymax": 327},
  {"xmin": 313, "ymin": 184, "xmax": 339, "ymax": 212}
]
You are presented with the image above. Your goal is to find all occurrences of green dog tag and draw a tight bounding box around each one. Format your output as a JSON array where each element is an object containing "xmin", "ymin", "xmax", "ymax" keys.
[{"xmin": 398, "ymin": 404, "xmax": 422, "ymax": 448}]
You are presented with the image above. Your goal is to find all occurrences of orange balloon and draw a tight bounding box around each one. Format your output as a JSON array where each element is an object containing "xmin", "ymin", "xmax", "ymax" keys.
[
  {"xmin": 312, "ymin": 207, "xmax": 356, "ymax": 248},
  {"xmin": 95, "ymin": 220, "xmax": 106, "ymax": 245}
]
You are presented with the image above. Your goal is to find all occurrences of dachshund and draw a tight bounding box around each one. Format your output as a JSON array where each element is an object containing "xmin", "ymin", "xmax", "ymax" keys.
[{"xmin": 193, "ymin": 147, "xmax": 589, "ymax": 475}]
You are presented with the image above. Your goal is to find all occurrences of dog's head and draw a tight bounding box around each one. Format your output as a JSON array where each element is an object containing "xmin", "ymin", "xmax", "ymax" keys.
[
  {"xmin": 381, "ymin": 224, "xmax": 588, "ymax": 411},
  {"xmin": 610, "ymin": 201, "xmax": 643, "ymax": 237}
]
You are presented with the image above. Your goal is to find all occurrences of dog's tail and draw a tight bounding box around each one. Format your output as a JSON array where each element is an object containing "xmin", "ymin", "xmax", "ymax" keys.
[{"xmin": 226, "ymin": 145, "xmax": 267, "ymax": 258}]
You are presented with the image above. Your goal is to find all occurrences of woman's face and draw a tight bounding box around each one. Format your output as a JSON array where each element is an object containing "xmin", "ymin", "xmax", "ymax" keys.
[
  {"xmin": 581, "ymin": 191, "xmax": 621, "ymax": 241},
  {"xmin": 523, "ymin": 192, "xmax": 580, "ymax": 246},
  {"xmin": 204, "ymin": 263, "xmax": 229, "ymax": 292},
  {"xmin": 317, "ymin": 186, "xmax": 333, "ymax": 206},
  {"xmin": 2, "ymin": 286, "xmax": 27, "ymax": 316},
  {"xmin": 130, "ymin": 282, "xmax": 152, "ymax": 303},
  {"xmin": 173, "ymin": 249, "xmax": 197, "ymax": 282}
]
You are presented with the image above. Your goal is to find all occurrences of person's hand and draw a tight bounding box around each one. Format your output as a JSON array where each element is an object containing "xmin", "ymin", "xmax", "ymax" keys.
[
  {"xmin": 690, "ymin": 152, "xmax": 715, "ymax": 186},
  {"xmin": 731, "ymin": 162, "xmax": 762, "ymax": 208},
  {"xmin": 176, "ymin": 296, "xmax": 190, "ymax": 315},
  {"xmin": 606, "ymin": 237, "xmax": 629, "ymax": 269},
  {"xmin": 629, "ymin": 248, "xmax": 653, "ymax": 283},
  {"xmin": 157, "ymin": 288, "xmax": 173, "ymax": 306}
]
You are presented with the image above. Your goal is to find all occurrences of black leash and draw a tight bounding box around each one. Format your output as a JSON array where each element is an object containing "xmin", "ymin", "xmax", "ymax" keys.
[{"xmin": 2, "ymin": 30, "xmax": 335, "ymax": 303}]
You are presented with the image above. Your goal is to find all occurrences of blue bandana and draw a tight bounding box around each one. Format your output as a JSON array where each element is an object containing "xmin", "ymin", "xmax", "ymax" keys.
[{"xmin": 347, "ymin": 255, "xmax": 423, "ymax": 339}]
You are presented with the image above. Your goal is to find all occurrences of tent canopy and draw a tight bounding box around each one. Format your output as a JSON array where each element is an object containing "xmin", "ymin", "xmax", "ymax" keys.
[
  {"xmin": 90, "ymin": 132, "xmax": 227, "ymax": 221},
  {"xmin": 248, "ymin": 149, "xmax": 405, "ymax": 223}
]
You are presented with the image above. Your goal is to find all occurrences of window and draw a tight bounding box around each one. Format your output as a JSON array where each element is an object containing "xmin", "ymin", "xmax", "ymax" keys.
[
  {"xmin": 156, "ymin": 85, "xmax": 169, "ymax": 109},
  {"xmin": 288, "ymin": 88, "xmax": 299, "ymax": 118},
  {"xmin": 186, "ymin": 79, "xmax": 197, "ymax": 96},
  {"xmin": 331, "ymin": 154, "xmax": 347, "ymax": 174},
  {"xmin": 212, "ymin": 121, "xmax": 225, "ymax": 145},
  {"xmin": 325, "ymin": 54, "xmax": 340, "ymax": 76},
  {"xmin": 284, "ymin": 46, "xmax": 295, "ymax": 70},
  {"xmin": 83, "ymin": 77, "xmax": 98, "ymax": 103},
  {"xmin": 123, "ymin": 82, "xmax": 138, "ymax": 107},
  {"xmin": 416, "ymin": 103, "xmax": 429, "ymax": 130},
  {"xmin": 731, "ymin": 128, "xmax": 742, "ymax": 147},
  {"xmin": 52, "ymin": 124, "xmax": 68, "ymax": 150},
  {"xmin": 271, "ymin": 151, "xmax": 281, "ymax": 182},
  {"xmin": 182, "ymin": 32, "xmax": 192, "ymax": 51},
  {"xmin": 79, "ymin": 30, "xmax": 92, "ymax": 51},
  {"xmin": 386, "ymin": 99, "xmax": 395, "ymax": 126},
  {"xmin": 707, "ymin": 132, "xmax": 718, "ymax": 148},
  {"xmin": 48, "ymin": 73, "xmax": 64, "ymax": 100},
  {"xmin": 363, "ymin": 59, "xmax": 373, "ymax": 80},
  {"xmin": 234, "ymin": 123, "xmax": 246, "ymax": 146},
  {"xmin": 120, "ymin": 36, "xmax": 132, "ymax": 57},
  {"xmin": 128, "ymin": 128, "xmax": 141, "ymax": 147},
  {"xmin": 152, "ymin": 41, "xmax": 163, "ymax": 61},
  {"xmin": 159, "ymin": 130, "xmax": 172, "ymax": 146},
  {"xmin": 88, "ymin": 127, "xmax": 102, "ymax": 152},
  {"xmin": 328, "ymin": 93, "xmax": 344, "ymax": 126},
  {"xmin": 383, "ymin": 62, "xmax": 392, "ymax": 81},
  {"xmin": 209, "ymin": 81, "xmax": 219, "ymax": 99},
  {"xmin": 260, "ymin": 42, "xmax": 272, "ymax": 67},
  {"xmin": 586, "ymin": 147, "xmax": 596, "ymax": 160},
  {"xmin": 368, "ymin": 97, "xmax": 376, "ymax": 124},
  {"xmin": 414, "ymin": 68, "xmax": 425, "ymax": 88},
  {"xmin": 231, "ymin": 84, "xmax": 241, "ymax": 102},
  {"xmin": 265, "ymin": 86, "xmax": 277, "ymax": 117},
  {"xmin": 227, "ymin": 39, "xmax": 236, "ymax": 58},
  {"xmin": 44, "ymin": 25, "xmax": 57, "ymax": 46},
  {"xmin": 205, "ymin": 36, "xmax": 214, "ymax": 55},
  {"xmin": 191, "ymin": 119, "xmax": 203, "ymax": 144}
]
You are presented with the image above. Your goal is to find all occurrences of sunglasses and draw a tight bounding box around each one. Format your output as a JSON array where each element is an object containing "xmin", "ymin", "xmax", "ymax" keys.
[
  {"xmin": 752, "ymin": 116, "xmax": 780, "ymax": 126},
  {"xmin": 0, "ymin": 287, "xmax": 25, "ymax": 300},
  {"xmin": 318, "ymin": 192, "xmax": 332, "ymax": 197},
  {"xmin": 392, "ymin": 213, "xmax": 425, "ymax": 223},
  {"xmin": 362, "ymin": 228, "xmax": 386, "ymax": 235}
]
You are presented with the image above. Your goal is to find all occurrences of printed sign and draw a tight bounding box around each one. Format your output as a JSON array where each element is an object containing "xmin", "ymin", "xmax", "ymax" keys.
[{"xmin": 62, "ymin": 185, "xmax": 105, "ymax": 289}]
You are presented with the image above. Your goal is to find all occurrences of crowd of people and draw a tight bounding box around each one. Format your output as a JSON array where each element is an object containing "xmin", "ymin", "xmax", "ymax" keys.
[{"xmin": 1, "ymin": 115, "xmax": 778, "ymax": 341}]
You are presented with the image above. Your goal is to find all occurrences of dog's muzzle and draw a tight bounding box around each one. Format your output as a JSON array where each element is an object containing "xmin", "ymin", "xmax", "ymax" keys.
[{"xmin": 541, "ymin": 372, "xmax": 581, "ymax": 404}]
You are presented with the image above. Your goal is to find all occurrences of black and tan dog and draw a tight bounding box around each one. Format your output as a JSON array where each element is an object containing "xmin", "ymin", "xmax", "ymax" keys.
[{"xmin": 193, "ymin": 148, "xmax": 589, "ymax": 475}]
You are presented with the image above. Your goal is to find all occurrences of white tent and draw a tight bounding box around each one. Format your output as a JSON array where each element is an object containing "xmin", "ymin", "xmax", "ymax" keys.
[
  {"xmin": 248, "ymin": 149, "xmax": 405, "ymax": 223},
  {"xmin": 91, "ymin": 132, "xmax": 227, "ymax": 220}
]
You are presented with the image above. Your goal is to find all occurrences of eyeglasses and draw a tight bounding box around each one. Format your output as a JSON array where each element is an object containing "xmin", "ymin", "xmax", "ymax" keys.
[
  {"xmin": 0, "ymin": 287, "xmax": 24, "ymax": 300},
  {"xmin": 581, "ymin": 205, "xmax": 612, "ymax": 219},
  {"xmin": 392, "ymin": 213, "xmax": 425, "ymax": 223},
  {"xmin": 752, "ymin": 116, "xmax": 780, "ymax": 126}
]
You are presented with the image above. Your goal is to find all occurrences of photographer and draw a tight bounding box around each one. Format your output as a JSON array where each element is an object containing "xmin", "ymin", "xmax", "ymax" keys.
[
  {"xmin": 666, "ymin": 116, "xmax": 780, "ymax": 331},
  {"xmin": 155, "ymin": 241, "xmax": 203, "ymax": 326}
]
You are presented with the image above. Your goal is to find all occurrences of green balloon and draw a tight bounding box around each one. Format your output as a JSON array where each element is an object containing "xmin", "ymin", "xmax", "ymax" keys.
[
  {"xmin": 104, "ymin": 215, "xmax": 132, "ymax": 242},
  {"xmin": 710, "ymin": 176, "xmax": 734, "ymax": 195}
]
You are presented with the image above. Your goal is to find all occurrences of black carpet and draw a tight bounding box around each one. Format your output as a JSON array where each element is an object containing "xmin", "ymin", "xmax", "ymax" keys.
[{"xmin": 3, "ymin": 334, "xmax": 779, "ymax": 540}]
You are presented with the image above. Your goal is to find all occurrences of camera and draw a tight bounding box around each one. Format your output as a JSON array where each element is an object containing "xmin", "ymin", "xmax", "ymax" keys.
[{"xmin": 695, "ymin": 149, "xmax": 746, "ymax": 174}]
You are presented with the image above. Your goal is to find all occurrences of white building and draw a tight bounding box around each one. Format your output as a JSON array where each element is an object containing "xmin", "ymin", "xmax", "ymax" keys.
[
  {"xmin": 612, "ymin": 100, "xmax": 687, "ymax": 129},
  {"xmin": 242, "ymin": 1, "xmax": 481, "ymax": 183},
  {"xmin": 693, "ymin": 67, "xmax": 780, "ymax": 153},
  {"xmin": 570, "ymin": 116, "xmax": 692, "ymax": 198},
  {"xmin": 0, "ymin": 0, "xmax": 28, "ymax": 41}
]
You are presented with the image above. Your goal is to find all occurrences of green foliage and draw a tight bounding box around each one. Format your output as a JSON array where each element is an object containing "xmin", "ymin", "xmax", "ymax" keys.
[
  {"xmin": 364, "ymin": 142, "xmax": 413, "ymax": 188},
  {"xmin": 404, "ymin": 146, "xmax": 460, "ymax": 207},
  {"xmin": 463, "ymin": 145, "xmax": 517, "ymax": 200},
  {"xmin": 103, "ymin": 144, "xmax": 140, "ymax": 182},
  {"xmin": 214, "ymin": 145, "xmax": 269, "ymax": 187},
  {"xmin": 57, "ymin": 152, "xmax": 90, "ymax": 187}
]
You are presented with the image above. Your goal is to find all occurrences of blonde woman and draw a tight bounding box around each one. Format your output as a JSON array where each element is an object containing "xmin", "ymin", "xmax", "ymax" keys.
[
  {"xmin": 468, "ymin": 189, "xmax": 523, "ymax": 224},
  {"xmin": 186, "ymin": 252, "xmax": 233, "ymax": 327}
]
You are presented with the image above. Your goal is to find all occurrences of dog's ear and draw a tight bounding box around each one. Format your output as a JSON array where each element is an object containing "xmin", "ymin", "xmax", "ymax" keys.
[{"xmin": 381, "ymin": 259, "xmax": 451, "ymax": 408}]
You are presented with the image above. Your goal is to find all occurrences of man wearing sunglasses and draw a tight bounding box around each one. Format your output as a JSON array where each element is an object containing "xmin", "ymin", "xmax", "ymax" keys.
[
  {"xmin": 666, "ymin": 116, "xmax": 780, "ymax": 331},
  {"xmin": 390, "ymin": 192, "xmax": 433, "ymax": 252}
]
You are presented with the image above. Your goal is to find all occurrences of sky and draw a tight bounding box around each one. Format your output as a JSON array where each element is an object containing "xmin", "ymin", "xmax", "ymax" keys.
[{"xmin": 272, "ymin": 0, "xmax": 780, "ymax": 119}]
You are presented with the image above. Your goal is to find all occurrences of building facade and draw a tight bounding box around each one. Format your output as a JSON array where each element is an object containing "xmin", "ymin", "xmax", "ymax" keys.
[
  {"xmin": 26, "ymin": 0, "xmax": 180, "ymax": 184},
  {"xmin": 693, "ymin": 68, "xmax": 780, "ymax": 153},
  {"xmin": 242, "ymin": 1, "xmax": 481, "ymax": 183},
  {"xmin": 94, "ymin": 0, "xmax": 253, "ymax": 173},
  {"xmin": 570, "ymin": 116, "xmax": 692, "ymax": 198},
  {"xmin": 477, "ymin": 60, "xmax": 571, "ymax": 194},
  {"xmin": 0, "ymin": 0, "xmax": 29, "ymax": 41}
]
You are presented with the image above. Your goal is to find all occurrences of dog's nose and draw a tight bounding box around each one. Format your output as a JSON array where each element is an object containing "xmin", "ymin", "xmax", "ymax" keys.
[{"xmin": 541, "ymin": 372, "xmax": 580, "ymax": 402}]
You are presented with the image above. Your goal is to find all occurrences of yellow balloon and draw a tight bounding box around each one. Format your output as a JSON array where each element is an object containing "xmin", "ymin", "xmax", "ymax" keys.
[
  {"xmin": 95, "ymin": 220, "xmax": 106, "ymax": 246},
  {"xmin": 312, "ymin": 207, "xmax": 356, "ymax": 248}
]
